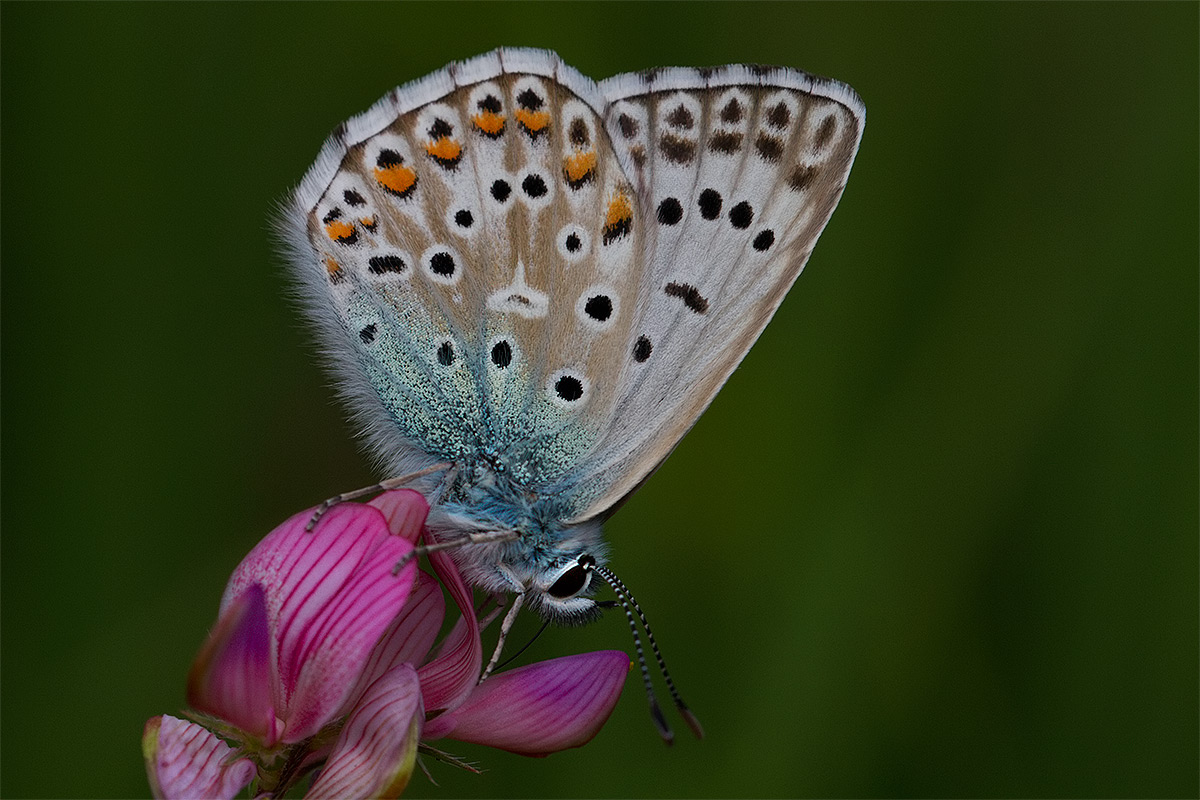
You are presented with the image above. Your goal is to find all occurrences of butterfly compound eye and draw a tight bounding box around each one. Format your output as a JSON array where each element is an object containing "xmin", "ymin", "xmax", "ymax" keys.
[{"xmin": 547, "ymin": 564, "xmax": 590, "ymax": 599}]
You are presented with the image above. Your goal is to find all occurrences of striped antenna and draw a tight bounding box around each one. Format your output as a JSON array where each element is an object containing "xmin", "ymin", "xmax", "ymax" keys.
[{"xmin": 591, "ymin": 563, "xmax": 704, "ymax": 742}]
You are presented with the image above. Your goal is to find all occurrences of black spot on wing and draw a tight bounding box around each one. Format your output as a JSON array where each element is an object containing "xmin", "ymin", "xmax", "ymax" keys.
[
  {"xmin": 584, "ymin": 295, "xmax": 613, "ymax": 321},
  {"xmin": 815, "ymin": 115, "xmax": 838, "ymax": 149},
  {"xmin": 569, "ymin": 118, "xmax": 590, "ymax": 146},
  {"xmin": 709, "ymin": 131, "xmax": 743, "ymax": 154},
  {"xmin": 755, "ymin": 132, "xmax": 784, "ymax": 162},
  {"xmin": 698, "ymin": 188, "xmax": 722, "ymax": 220},
  {"xmin": 617, "ymin": 113, "xmax": 639, "ymax": 139},
  {"xmin": 555, "ymin": 375, "xmax": 584, "ymax": 401},
  {"xmin": 766, "ymin": 102, "xmax": 791, "ymax": 129},
  {"xmin": 368, "ymin": 254, "xmax": 406, "ymax": 275},
  {"xmin": 729, "ymin": 201, "xmax": 753, "ymax": 229},
  {"xmin": 664, "ymin": 281, "xmax": 709, "ymax": 314},
  {"xmin": 720, "ymin": 98, "xmax": 743, "ymax": 123},
  {"xmin": 656, "ymin": 197, "xmax": 683, "ymax": 225},
  {"xmin": 516, "ymin": 88, "xmax": 543, "ymax": 110},
  {"xmin": 666, "ymin": 104, "xmax": 694, "ymax": 129},
  {"xmin": 522, "ymin": 173, "xmax": 548, "ymax": 198},
  {"xmin": 491, "ymin": 340, "xmax": 512, "ymax": 368},
  {"xmin": 429, "ymin": 251, "xmax": 455, "ymax": 277},
  {"xmin": 660, "ymin": 134, "xmax": 696, "ymax": 164},
  {"xmin": 633, "ymin": 335, "xmax": 652, "ymax": 362},
  {"xmin": 788, "ymin": 164, "xmax": 817, "ymax": 191}
]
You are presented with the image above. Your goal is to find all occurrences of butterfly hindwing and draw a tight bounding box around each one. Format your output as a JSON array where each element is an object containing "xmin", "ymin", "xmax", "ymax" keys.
[{"xmin": 559, "ymin": 67, "xmax": 865, "ymax": 520}]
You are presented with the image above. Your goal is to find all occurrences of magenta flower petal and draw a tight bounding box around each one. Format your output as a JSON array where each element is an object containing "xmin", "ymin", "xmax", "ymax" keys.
[
  {"xmin": 187, "ymin": 584, "xmax": 276, "ymax": 741},
  {"xmin": 415, "ymin": 549, "xmax": 481, "ymax": 714},
  {"xmin": 367, "ymin": 489, "xmax": 429, "ymax": 545},
  {"xmin": 344, "ymin": 569, "xmax": 444, "ymax": 715},
  {"xmin": 221, "ymin": 503, "xmax": 417, "ymax": 742},
  {"xmin": 143, "ymin": 715, "xmax": 255, "ymax": 800},
  {"xmin": 431, "ymin": 650, "xmax": 631, "ymax": 756},
  {"xmin": 306, "ymin": 665, "xmax": 423, "ymax": 800}
]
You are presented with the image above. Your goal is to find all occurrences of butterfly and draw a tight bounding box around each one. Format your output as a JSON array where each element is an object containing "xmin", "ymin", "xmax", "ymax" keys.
[{"xmin": 279, "ymin": 47, "xmax": 863, "ymax": 739}]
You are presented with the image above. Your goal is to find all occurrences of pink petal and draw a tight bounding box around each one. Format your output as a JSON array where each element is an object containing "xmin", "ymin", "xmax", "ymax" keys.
[
  {"xmin": 415, "ymin": 549, "xmax": 481, "ymax": 713},
  {"xmin": 367, "ymin": 489, "xmax": 429, "ymax": 545},
  {"xmin": 222, "ymin": 503, "xmax": 418, "ymax": 742},
  {"xmin": 143, "ymin": 715, "xmax": 255, "ymax": 800},
  {"xmin": 306, "ymin": 665, "xmax": 423, "ymax": 800},
  {"xmin": 186, "ymin": 584, "xmax": 277, "ymax": 742},
  {"xmin": 343, "ymin": 569, "xmax": 444, "ymax": 715},
  {"xmin": 432, "ymin": 650, "xmax": 630, "ymax": 756}
]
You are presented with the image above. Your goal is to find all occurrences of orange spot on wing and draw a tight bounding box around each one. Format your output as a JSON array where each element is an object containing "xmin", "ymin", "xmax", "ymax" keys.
[
  {"xmin": 322, "ymin": 255, "xmax": 346, "ymax": 283},
  {"xmin": 425, "ymin": 137, "xmax": 462, "ymax": 162},
  {"xmin": 515, "ymin": 108, "xmax": 550, "ymax": 132},
  {"xmin": 602, "ymin": 190, "xmax": 634, "ymax": 245},
  {"xmin": 324, "ymin": 219, "xmax": 356, "ymax": 242},
  {"xmin": 374, "ymin": 164, "xmax": 417, "ymax": 196},
  {"xmin": 359, "ymin": 215, "xmax": 377, "ymax": 229},
  {"xmin": 605, "ymin": 191, "xmax": 633, "ymax": 227},
  {"xmin": 471, "ymin": 111, "xmax": 505, "ymax": 135},
  {"xmin": 564, "ymin": 150, "xmax": 597, "ymax": 183}
]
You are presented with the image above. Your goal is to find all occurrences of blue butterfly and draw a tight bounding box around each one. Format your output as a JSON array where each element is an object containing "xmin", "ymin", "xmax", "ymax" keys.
[{"xmin": 280, "ymin": 48, "xmax": 863, "ymax": 740}]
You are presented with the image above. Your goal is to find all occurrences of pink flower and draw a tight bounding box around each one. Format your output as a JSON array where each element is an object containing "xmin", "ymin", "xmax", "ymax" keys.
[
  {"xmin": 142, "ymin": 715, "xmax": 255, "ymax": 800},
  {"xmin": 346, "ymin": 491, "xmax": 630, "ymax": 754},
  {"xmin": 188, "ymin": 499, "xmax": 420, "ymax": 748},
  {"xmin": 144, "ymin": 490, "xmax": 629, "ymax": 799}
]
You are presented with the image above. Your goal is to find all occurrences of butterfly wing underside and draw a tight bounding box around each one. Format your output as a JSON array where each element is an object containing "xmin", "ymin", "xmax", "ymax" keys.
[
  {"xmin": 571, "ymin": 66, "xmax": 864, "ymax": 520},
  {"xmin": 280, "ymin": 49, "xmax": 863, "ymax": 525},
  {"xmin": 284, "ymin": 51, "xmax": 641, "ymax": 496}
]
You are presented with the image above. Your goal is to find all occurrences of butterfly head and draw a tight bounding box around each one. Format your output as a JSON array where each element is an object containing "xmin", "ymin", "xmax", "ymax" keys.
[{"xmin": 525, "ymin": 553, "xmax": 603, "ymax": 625}]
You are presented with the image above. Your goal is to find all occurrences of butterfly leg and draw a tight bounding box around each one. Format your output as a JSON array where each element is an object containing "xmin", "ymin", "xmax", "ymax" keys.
[
  {"xmin": 479, "ymin": 592, "xmax": 525, "ymax": 683},
  {"xmin": 389, "ymin": 529, "xmax": 520, "ymax": 576},
  {"xmin": 305, "ymin": 462, "xmax": 451, "ymax": 532}
]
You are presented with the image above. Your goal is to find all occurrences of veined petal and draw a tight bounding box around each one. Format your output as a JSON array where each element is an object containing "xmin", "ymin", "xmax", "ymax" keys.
[
  {"xmin": 367, "ymin": 489, "xmax": 429, "ymax": 545},
  {"xmin": 281, "ymin": 508, "xmax": 418, "ymax": 741},
  {"xmin": 186, "ymin": 584, "xmax": 276, "ymax": 741},
  {"xmin": 415, "ymin": 550, "xmax": 480, "ymax": 713},
  {"xmin": 222, "ymin": 503, "xmax": 418, "ymax": 742},
  {"xmin": 433, "ymin": 651, "xmax": 630, "ymax": 756},
  {"xmin": 143, "ymin": 715, "xmax": 255, "ymax": 800},
  {"xmin": 344, "ymin": 569, "xmax": 444, "ymax": 715},
  {"xmin": 306, "ymin": 665, "xmax": 423, "ymax": 800}
]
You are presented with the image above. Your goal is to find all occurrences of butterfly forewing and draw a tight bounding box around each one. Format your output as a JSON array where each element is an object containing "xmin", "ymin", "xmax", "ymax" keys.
[{"xmin": 291, "ymin": 52, "xmax": 644, "ymax": 492}]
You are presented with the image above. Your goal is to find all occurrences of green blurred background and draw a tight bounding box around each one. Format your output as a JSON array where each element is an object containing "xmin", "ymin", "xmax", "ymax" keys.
[{"xmin": 2, "ymin": 3, "xmax": 1196, "ymax": 797}]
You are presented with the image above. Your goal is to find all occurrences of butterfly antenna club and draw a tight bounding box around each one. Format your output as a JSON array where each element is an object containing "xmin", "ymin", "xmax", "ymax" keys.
[{"xmin": 593, "ymin": 564, "xmax": 702, "ymax": 743}]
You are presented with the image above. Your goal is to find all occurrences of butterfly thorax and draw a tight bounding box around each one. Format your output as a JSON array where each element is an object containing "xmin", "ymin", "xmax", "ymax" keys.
[{"xmin": 425, "ymin": 457, "xmax": 607, "ymax": 621}]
